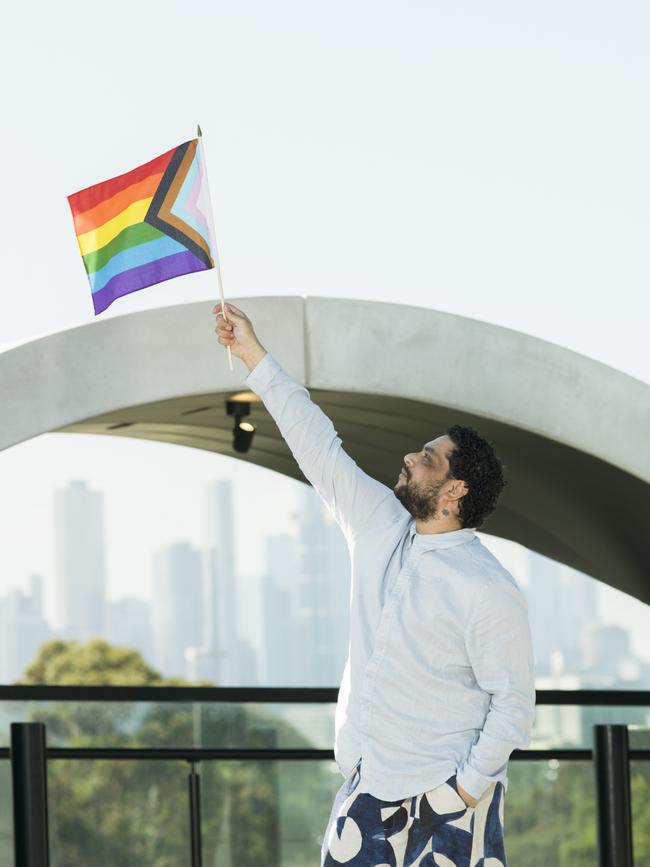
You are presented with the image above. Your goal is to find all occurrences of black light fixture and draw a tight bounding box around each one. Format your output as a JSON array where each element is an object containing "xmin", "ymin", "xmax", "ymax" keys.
[{"xmin": 226, "ymin": 400, "xmax": 256, "ymax": 453}]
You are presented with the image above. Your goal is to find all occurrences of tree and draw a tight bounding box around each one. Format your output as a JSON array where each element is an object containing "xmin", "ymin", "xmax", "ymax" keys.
[
  {"xmin": 11, "ymin": 640, "xmax": 648, "ymax": 865},
  {"xmin": 9, "ymin": 639, "xmax": 335, "ymax": 867}
]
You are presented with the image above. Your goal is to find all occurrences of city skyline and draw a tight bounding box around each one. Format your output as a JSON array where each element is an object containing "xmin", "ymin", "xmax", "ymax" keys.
[
  {"xmin": 2, "ymin": 527, "xmax": 648, "ymax": 690},
  {"xmin": 2, "ymin": 471, "xmax": 650, "ymax": 687}
]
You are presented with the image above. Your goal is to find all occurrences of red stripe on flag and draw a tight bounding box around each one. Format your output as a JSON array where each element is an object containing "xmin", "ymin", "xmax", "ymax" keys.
[{"xmin": 68, "ymin": 145, "xmax": 177, "ymax": 217}]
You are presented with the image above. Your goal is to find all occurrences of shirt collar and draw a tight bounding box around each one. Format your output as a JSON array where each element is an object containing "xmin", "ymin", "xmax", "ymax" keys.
[{"xmin": 408, "ymin": 521, "xmax": 476, "ymax": 550}]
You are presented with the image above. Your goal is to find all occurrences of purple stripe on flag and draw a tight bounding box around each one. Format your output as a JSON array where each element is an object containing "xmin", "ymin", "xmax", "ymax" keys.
[{"xmin": 91, "ymin": 250, "xmax": 210, "ymax": 314}]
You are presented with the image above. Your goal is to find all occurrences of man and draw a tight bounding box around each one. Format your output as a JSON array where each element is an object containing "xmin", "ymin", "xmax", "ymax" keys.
[{"xmin": 213, "ymin": 302, "xmax": 536, "ymax": 867}]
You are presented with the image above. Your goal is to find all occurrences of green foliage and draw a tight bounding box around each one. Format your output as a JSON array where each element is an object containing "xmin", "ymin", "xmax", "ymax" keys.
[
  {"xmin": 503, "ymin": 758, "xmax": 650, "ymax": 867},
  {"xmin": 18, "ymin": 637, "xmax": 204, "ymax": 687},
  {"xmin": 631, "ymin": 769, "xmax": 650, "ymax": 865},
  {"xmin": 5, "ymin": 640, "xmax": 650, "ymax": 865},
  {"xmin": 8, "ymin": 638, "xmax": 335, "ymax": 866},
  {"xmin": 505, "ymin": 761, "xmax": 599, "ymax": 866}
]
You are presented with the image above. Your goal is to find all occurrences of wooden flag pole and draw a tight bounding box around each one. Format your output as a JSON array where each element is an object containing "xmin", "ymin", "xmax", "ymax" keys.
[{"xmin": 197, "ymin": 124, "xmax": 233, "ymax": 372}]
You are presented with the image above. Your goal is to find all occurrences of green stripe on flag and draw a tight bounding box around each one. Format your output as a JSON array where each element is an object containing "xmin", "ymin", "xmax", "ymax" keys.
[{"xmin": 83, "ymin": 222, "xmax": 165, "ymax": 274}]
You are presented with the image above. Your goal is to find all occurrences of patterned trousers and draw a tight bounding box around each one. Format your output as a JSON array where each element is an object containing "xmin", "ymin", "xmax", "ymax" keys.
[{"xmin": 321, "ymin": 761, "xmax": 507, "ymax": 867}]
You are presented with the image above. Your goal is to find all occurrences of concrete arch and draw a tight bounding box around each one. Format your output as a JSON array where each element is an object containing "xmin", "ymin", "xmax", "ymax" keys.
[{"xmin": 1, "ymin": 296, "xmax": 649, "ymax": 602}]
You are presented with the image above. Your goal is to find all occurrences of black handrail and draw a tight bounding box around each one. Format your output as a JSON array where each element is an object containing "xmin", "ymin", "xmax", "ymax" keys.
[
  {"xmin": 3, "ymin": 688, "xmax": 650, "ymax": 867},
  {"xmin": 0, "ymin": 685, "xmax": 648, "ymax": 704},
  {"xmin": 1, "ymin": 746, "xmax": 649, "ymax": 761},
  {"xmin": 10, "ymin": 723, "xmax": 50, "ymax": 867},
  {"xmin": 188, "ymin": 761, "xmax": 203, "ymax": 867},
  {"xmin": 594, "ymin": 724, "xmax": 634, "ymax": 867}
]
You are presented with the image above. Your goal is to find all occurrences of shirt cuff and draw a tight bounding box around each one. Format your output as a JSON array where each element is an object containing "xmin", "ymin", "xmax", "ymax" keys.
[
  {"xmin": 244, "ymin": 352, "xmax": 281, "ymax": 394},
  {"xmin": 455, "ymin": 761, "xmax": 500, "ymax": 801}
]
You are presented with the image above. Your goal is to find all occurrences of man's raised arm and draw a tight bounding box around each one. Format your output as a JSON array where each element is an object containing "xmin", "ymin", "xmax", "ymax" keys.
[{"xmin": 213, "ymin": 302, "xmax": 403, "ymax": 542}]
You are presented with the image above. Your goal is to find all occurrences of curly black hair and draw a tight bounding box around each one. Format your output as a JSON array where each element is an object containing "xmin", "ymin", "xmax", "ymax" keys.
[{"xmin": 445, "ymin": 425, "xmax": 506, "ymax": 529}]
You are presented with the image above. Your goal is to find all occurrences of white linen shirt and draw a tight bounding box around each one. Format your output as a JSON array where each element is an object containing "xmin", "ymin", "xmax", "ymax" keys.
[{"xmin": 245, "ymin": 352, "xmax": 537, "ymax": 801}]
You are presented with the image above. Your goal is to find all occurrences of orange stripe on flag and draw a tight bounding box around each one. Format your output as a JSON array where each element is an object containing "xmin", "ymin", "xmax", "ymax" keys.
[{"xmin": 72, "ymin": 172, "xmax": 165, "ymax": 235}]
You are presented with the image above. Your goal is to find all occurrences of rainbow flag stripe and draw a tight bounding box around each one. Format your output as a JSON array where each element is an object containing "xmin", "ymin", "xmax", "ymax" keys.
[{"xmin": 68, "ymin": 139, "xmax": 214, "ymax": 314}]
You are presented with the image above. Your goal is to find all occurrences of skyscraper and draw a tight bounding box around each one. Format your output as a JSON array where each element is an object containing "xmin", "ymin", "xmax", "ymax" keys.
[
  {"xmin": 525, "ymin": 549, "xmax": 599, "ymax": 676},
  {"xmin": 0, "ymin": 575, "xmax": 50, "ymax": 683},
  {"xmin": 578, "ymin": 623, "xmax": 650, "ymax": 687},
  {"xmin": 261, "ymin": 533, "xmax": 300, "ymax": 684},
  {"xmin": 202, "ymin": 480, "xmax": 237, "ymax": 682},
  {"xmin": 53, "ymin": 480, "xmax": 106, "ymax": 642},
  {"xmin": 152, "ymin": 541, "xmax": 202, "ymax": 678},
  {"xmin": 106, "ymin": 597, "xmax": 155, "ymax": 665},
  {"xmin": 292, "ymin": 485, "xmax": 351, "ymax": 686}
]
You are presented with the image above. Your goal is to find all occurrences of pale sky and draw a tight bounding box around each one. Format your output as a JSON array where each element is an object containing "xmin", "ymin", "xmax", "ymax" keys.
[
  {"xmin": 1, "ymin": 1, "xmax": 649, "ymax": 655},
  {"xmin": 1, "ymin": 0, "xmax": 649, "ymax": 379}
]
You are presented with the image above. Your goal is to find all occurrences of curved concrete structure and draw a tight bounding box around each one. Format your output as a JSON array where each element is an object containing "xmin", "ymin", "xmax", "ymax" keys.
[{"xmin": 1, "ymin": 297, "xmax": 649, "ymax": 602}]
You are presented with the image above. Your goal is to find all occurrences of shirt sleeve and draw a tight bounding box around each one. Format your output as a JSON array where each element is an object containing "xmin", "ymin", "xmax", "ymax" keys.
[
  {"xmin": 245, "ymin": 352, "xmax": 404, "ymax": 543},
  {"xmin": 456, "ymin": 579, "xmax": 537, "ymax": 800}
]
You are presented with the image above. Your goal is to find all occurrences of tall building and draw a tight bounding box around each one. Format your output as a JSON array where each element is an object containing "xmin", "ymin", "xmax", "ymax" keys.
[
  {"xmin": 106, "ymin": 597, "xmax": 155, "ymax": 666},
  {"xmin": 53, "ymin": 480, "xmax": 106, "ymax": 642},
  {"xmin": 261, "ymin": 533, "xmax": 300, "ymax": 684},
  {"xmin": 525, "ymin": 551, "xmax": 562, "ymax": 676},
  {"xmin": 525, "ymin": 550, "xmax": 599, "ymax": 676},
  {"xmin": 152, "ymin": 541, "xmax": 203, "ymax": 678},
  {"xmin": 292, "ymin": 485, "xmax": 351, "ymax": 686},
  {"xmin": 202, "ymin": 480, "xmax": 238, "ymax": 683},
  {"xmin": 184, "ymin": 644, "xmax": 223, "ymax": 684},
  {"xmin": 261, "ymin": 575, "xmax": 292, "ymax": 684},
  {"xmin": 0, "ymin": 575, "xmax": 50, "ymax": 683},
  {"xmin": 579, "ymin": 623, "xmax": 650, "ymax": 687},
  {"xmin": 230, "ymin": 636, "xmax": 259, "ymax": 684},
  {"xmin": 184, "ymin": 635, "xmax": 259, "ymax": 684}
]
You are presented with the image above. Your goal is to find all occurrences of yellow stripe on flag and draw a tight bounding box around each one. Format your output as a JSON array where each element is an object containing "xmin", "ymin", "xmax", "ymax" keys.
[{"xmin": 76, "ymin": 198, "xmax": 154, "ymax": 256}]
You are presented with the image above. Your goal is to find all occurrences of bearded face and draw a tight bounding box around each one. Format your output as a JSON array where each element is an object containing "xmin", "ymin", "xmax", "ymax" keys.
[{"xmin": 394, "ymin": 471, "xmax": 449, "ymax": 520}]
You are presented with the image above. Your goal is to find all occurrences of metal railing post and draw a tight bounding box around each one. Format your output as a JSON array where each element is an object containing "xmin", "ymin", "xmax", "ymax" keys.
[
  {"xmin": 10, "ymin": 722, "xmax": 50, "ymax": 867},
  {"xmin": 188, "ymin": 760, "xmax": 203, "ymax": 867},
  {"xmin": 593, "ymin": 724, "xmax": 633, "ymax": 867}
]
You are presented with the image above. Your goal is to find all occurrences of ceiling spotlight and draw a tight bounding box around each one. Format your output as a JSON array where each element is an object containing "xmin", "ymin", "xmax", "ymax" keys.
[
  {"xmin": 226, "ymin": 400, "xmax": 256, "ymax": 453},
  {"xmin": 233, "ymin": 419, "xmax": 256, "ymax": 453}
]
